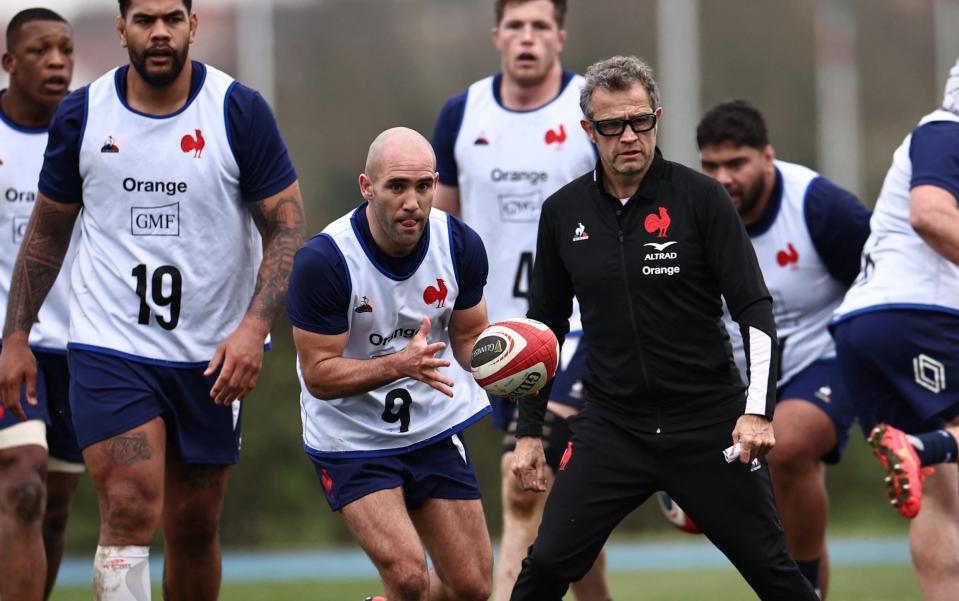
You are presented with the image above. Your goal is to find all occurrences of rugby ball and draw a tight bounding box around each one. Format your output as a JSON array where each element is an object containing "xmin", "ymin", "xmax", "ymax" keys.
[
  {"xmin": 656, "ymin": 492, "xmax": 701, "ymax": 535},
  {"xmin": 470, "ymin": 318, "xmax": 559, "ymax": 397}
]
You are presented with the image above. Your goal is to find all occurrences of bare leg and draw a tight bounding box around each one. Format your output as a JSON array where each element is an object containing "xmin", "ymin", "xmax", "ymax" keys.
[
  {"xmin": 0, "ymin": 442, "xmax": 47, "ymax": 601},
  {"xmin": 909, "ymin": 463, "xmax": 959, "ymax": 601},
  {"xmin": 766, "ymin": 400, "xmax": 835, "ymax": 598},
  {"xmin": 160, "ymin": 453, "xmax": 230, "ymax": 601},
  {"xmin": 43, "ymin": 470, "xmax": 82, "ymax": 599},
  {"xmin": 410, "ymin": 497, "xmax": 492, "ymax": 601},
  {"xmin": 343, "ymin": 488, "xmax": 431, "ymax": 601},
  {"xmin": 570, "ymin": 548, "xmax": 611, "ymax": 601},
  {"xmin": 494, "ymin": 451, "xmax": 548, "ymax": 601}
]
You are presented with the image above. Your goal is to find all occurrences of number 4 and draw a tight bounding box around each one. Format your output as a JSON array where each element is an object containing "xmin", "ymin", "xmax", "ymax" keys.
[{"xmin": 512, "ymin": 251, "xmax": 533, "ymax": 301}]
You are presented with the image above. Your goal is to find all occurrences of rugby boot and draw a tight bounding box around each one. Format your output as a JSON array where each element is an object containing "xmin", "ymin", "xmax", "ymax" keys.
[{"xmin": 868, "ymin": 423, "xmax": 934, "ymax": 519}]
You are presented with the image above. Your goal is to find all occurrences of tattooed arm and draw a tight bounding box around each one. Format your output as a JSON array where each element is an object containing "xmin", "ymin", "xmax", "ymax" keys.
[
  {"xmin": 0, "ymin": 194, "xmax": 81, "ymax": 420},
  {"xmin": 205, "ymin": 181, "xmax": 306, "ymax": 404}
]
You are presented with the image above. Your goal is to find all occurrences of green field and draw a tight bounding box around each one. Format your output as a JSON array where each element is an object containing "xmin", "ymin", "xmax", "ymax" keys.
[{"xmin": 49, "ymin": 564, "xmax": 920, "ymax": 601}]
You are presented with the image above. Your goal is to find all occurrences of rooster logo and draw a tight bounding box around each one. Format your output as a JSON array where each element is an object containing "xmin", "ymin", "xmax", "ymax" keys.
[
  {"xmin": 776, "ymin": 243, "xmax": 799, "ymax": 268},
  {"xmin": 354, "ymin": 296, "xmax": 373, "ymax": 313},
  {"xmin": 572, "ymin": 222, "xmax": 589, "ymax": 241},
  {"xmin": 545, "ymin": 124, "xmax": 567, "ymax": 145},
  {"xmin": 100, "ymin": 136, "xmax": 119, "ymax": 153},
  {"xmin": 423, "ymin": 278, "xmax": 448, "ymax": 308},
  {"xmin": 644, "ymin": 207, "xmax": 671, "ymax": 238},
  {"xmin": 180, "ymin": 129, "xmax": 205, "ymax": 158}
]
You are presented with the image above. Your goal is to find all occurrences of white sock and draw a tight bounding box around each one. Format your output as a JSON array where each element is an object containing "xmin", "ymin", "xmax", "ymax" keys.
[{"xmin": 93, "ymin": 545, "xmax": 151, "ymax": 601}]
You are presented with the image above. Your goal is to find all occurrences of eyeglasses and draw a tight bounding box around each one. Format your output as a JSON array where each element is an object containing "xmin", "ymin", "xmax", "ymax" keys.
[{"xmin": 589, "ymin": 113, "xmax": 658, "ymax": 136}]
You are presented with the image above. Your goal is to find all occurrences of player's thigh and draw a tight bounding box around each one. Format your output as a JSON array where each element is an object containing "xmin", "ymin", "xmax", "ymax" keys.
[
  {"xmin": 162, "ymin": 451, "xmax": 230, "ymax": 541},
  {"xmin": 82, "ymin": 417, "xmax": 166, "ymax": 508},
  {"xmin": 411, "ymin": 497, "xmax": 492, "ymax": 584},
  {"xmin": 769, "ymin": 400, "xmax": 836, "ymax": 467},
  {"xmin": 342, "ymin": 488, "xmax": 426, "ymax": 568}
]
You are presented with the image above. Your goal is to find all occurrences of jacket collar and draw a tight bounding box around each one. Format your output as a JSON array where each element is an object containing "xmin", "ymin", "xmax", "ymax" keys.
[{"xmin": 592, "ymin": 147, "xmax": 666, "ymax": 204}]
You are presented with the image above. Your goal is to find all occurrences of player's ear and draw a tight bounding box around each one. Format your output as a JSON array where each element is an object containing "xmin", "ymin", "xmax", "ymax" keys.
[
  {"xmin": 358, "ymin": 173, "xmax": 373, "ymax": 201},
  {"xmin": 763, "ymin": 144, "xmax": 775, "ymax": 164},
  {"xmin": 580, "ymin": 119, "xmax": 596, "ymax": 144},
  {"xmin": 1, "ymin": 52, "xmax": 14, "ymax": 76},
  {"xmin": 116, "ymin": 16, "xmax": 127, "ymax": 48},
  {"xmin": 188, "ymin": 11, "xmax": 198, "ymax": 44}
]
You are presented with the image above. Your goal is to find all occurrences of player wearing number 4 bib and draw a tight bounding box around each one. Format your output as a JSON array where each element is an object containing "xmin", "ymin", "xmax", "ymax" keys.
[
  {"xmin": 696, "ymin": 99, "xmax": 870, "ymax": 599},
  {"xmin": 290, "ymin": 129, "xmax": 492, "ymax": 601},
  {"xmin": 431, "ymin": 2, "xmax": 608, "ymax": 599},
  {"xmin": 0, "ymin": 1, "xmax": 305, "ymax": 600}
]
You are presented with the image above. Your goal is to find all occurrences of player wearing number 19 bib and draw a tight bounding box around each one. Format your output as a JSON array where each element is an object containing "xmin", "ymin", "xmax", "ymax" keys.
[{"xmin": 0, "ymin": 2, "xmax": 305, "ymax": 599}]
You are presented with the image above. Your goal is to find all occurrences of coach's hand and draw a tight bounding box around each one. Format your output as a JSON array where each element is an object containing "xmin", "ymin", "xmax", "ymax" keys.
[
  {"xmin": 396, "ymin": 316, "xmax": 454, "ymax": 397},
  {"xmin": 0, "ymin": 333, "xmax": 37, "ymax": 422},
  {"xmin": 732, "ymin": 413, "xmax": 775, "ymax": 463},
  {"xmin": 512, "ymin": 436, "xmax": 548, "ymax": 492},
  {"xmin": 206, "ymin": 317, "xmax": 267, "ymax": 405}
]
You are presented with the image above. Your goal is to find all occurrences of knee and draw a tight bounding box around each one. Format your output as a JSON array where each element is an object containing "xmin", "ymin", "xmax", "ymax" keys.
[
  {"xmin": 767, "ymin": 437, "xmax": 817, "ymax": 478},
  {"xmin": 165, "ymin": 506, "xmax": 221, "ymax": 549},
  {"xmin": 383, "ymin": 562, "xmax": 430, "ymax": 599},
  {"xmin": 102, "ymin": 483, "xmax": 161, "ymax": 537},
  {"xmin": 448, "ymin": 568, "xmax": 492, "ymax": 601},
  {"xmin": 504, "ymin": 483, "xmax": 541, "ymax": 520},
  {"xmin": 3, "ymin": 477, "xmax": 45, "ymax": 524}
]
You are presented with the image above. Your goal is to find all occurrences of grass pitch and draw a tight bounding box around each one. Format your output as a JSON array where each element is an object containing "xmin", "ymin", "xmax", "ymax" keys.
[{"xmin": 50, "ymin": 563, "xmax": 919, "ymax": 600}]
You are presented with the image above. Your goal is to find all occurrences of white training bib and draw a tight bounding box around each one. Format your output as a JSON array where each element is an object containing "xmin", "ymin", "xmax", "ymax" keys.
[
  {"xmin": 0, "ymin": 110, "xmax": 73, "ymax": 351},
  {"xmin": 835, "ymin": 109, "xmax": 959, "ymax": 319},
  {"xmin": 723, "ymin": 161, "xmax": 847, "ymax": 386},
  {"xmin": 299, "ymin": 207, "xmax": 490, "ymax": 457},
  {"xmin": 453, "ymin": 75, "xmax": 594, "ymax": 328},
  {"xmin": 71, "ymin": 64, "xmax": 263, "ymax": 363}
]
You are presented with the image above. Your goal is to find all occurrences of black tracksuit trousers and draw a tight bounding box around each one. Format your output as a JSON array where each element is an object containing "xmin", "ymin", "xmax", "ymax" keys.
[{"xmin": 509, "ymin": 410, "xmax": 819, "ymax": 601}]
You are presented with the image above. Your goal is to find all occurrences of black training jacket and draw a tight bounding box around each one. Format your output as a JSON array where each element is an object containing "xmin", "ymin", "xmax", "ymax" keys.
[{"xmin": 517, "ymin": 150, "xmax": 778, "ymax": 437}]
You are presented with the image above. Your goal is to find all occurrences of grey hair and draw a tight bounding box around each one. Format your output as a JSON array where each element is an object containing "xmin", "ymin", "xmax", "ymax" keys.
[{"xmin": 580, "ymin": 55, "xmax": 661, "ymax": 119}]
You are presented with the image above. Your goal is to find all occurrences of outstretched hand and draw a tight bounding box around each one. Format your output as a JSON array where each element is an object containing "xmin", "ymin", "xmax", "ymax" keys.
[
  {"xmin": 732, "ymin": 413, "xmax": 776, "ymax": 463},
  {"xmin": 396, "ymin": 316, "xmax": 453, "ymax": 397}
]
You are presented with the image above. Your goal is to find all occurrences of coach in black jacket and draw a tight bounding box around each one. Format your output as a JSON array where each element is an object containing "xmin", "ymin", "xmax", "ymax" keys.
[{"xmin": 509, "ymin": 56, "xmax": 819, "ymax": 601}]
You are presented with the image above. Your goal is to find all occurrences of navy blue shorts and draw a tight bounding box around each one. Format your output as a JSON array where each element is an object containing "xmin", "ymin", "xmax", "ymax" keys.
[
  {"xmin": 832, "ymin": 310, "xmax": 959, "ymax": 433},
  {"xmin": 69, "ymin": 348, "xmax": 243, "ymax": 464},
  {"xmin": 778, "ymin": 357, "xmax": 856, "ymax": 464},
  {"xmin": 490, "ymin": 335, "xmax": 589, "ymax": 430},
  {"xmin": 0, "ymin": 349, "xmax": 83, "ymax": 463},
  {"xmin": 308, "ymin": 433, "xmax": 481, "ymax": 512}
]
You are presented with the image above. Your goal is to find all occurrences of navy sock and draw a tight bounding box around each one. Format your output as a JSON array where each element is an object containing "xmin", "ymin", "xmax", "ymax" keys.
[
  {"xmin": 796, "ymin": 558, "xmax": 820, "ymax": 590},
  {"xmin": 907, "ymin": 430, "xmax": 959, "ymax": 466}
]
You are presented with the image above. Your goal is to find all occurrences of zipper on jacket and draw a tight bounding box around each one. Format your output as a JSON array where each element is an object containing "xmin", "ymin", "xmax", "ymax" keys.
[{"xmin": 615, "ymin": 225, "xmax": 656, "ymax": 431}]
